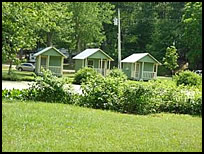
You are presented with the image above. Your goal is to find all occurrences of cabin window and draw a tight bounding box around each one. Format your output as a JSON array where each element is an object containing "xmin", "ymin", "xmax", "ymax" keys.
[{"xmin": 88, "ymin": 60, "xmax": 94, "ymax": 68}]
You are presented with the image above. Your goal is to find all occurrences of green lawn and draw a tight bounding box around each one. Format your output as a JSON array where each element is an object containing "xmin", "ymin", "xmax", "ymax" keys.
[
  {"xmin": 2, "ymin": 66, "xmax": 74, "ymax": 82},
  {"xmin": 2, "ymin": 100, "xmax": 202, "ymax": 152},
  {"xmin": 2, "ymin": 69, "xmax": 35, "ymax": 81}
]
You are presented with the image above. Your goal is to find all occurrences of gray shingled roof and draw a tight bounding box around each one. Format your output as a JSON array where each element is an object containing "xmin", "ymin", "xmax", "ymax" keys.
[
  {"xmin": 121, "ymin": 53, "xmax": 161, "ymax": 64},
  {"xmin": 34, "ymin": 46, "xmax": 67, "ymax": 58},
  {"xmin": 72, "ymin": 48, "xmax": 113, "ymax": 60}
]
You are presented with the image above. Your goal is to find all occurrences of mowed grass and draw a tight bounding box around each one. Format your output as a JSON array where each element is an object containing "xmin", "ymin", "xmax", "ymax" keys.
[
  {"xmin": 2, "ymin": 65, "xmax": 75, "ymax": 82},
  {"xmin": 2, "ymin": 69, "xmax": 35, "ymax": 81},
  {"xmin": 2, "ymin": 100, "xmax": 202, "ymax": 152},
  {"xmin": 2, "ymin": 65, "xmax": 35, "ymax": 81}
]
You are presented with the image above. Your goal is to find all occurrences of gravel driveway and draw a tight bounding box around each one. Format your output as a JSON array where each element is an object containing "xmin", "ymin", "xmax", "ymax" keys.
[{"xmin": 2, "ymin": 80, "xmax": 82, "ymax": 94}]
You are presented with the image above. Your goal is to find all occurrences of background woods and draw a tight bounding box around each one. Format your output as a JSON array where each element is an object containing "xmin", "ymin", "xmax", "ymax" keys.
[{"xmin": 2, "ymin": 2, "xmax": 202, "ymax": 74}]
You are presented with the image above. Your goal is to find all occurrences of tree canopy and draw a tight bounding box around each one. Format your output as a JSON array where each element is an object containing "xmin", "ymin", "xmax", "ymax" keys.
[{"xmin": 2, "ymin": 2, "xmax": 202, "ymax": 74}]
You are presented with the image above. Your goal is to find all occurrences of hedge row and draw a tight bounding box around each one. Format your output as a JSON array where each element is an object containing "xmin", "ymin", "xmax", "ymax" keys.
[{"xmin": 2, "ymin": 69, "xmax": 202, "ymax": 115}]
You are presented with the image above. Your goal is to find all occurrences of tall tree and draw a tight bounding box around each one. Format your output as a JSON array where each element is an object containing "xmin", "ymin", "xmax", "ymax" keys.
[
  {"xmin": 33, "ymin": 2, "xmax": 73, "ymax": 47},
  {"xmin": 163, "ymin": 46, "xmax": 179, "ymax": 75},
  {"xmin": 182, "ymin": 2, "xmax": 202, "ymax": 69},
  {"xmin": 2, "ymin": 2, "xmax": 38, "ymax": 74},
  {"xmin": 68, "ymin": 2, "xmax": 115, "ymax": 53},
  {"xmin": 146, "ymin": 2, "xmax": 185, "ymax": 61}
]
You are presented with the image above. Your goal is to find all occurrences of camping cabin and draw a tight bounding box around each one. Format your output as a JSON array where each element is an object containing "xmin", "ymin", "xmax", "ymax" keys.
[
  {"xmin": 34, "ymin": 47, "xmax": 67, "ymax": 76},
  {"xmin": 121, "ymin": 53, "xmax": 161, "ymax": 80},
  {"xmin": 72, "ymin": 48, "xmax": 113, "ymax": 76}
]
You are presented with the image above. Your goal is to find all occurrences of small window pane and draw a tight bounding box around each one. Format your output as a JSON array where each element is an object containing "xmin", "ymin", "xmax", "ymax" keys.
[{"xmin": 88, "ymin": 60, "xmax": 93, "ymax": 67}]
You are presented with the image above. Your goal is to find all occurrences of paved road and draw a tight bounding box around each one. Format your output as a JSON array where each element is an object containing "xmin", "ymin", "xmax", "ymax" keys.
[{"xmin": 2, "ymin": 80, "xmax": 82, "ymax": 94}]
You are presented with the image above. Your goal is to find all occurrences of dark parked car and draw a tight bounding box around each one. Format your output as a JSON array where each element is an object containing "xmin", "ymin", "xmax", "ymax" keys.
[{"xmin": 16, "ymin": 63, "xmax": 35, "ymax": 72}]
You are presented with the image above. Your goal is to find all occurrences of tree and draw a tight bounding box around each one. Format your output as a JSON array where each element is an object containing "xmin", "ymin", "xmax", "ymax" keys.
[
  {"xmin": 182, "ymin": 2, "xmax": 202, "ymax": 69},
  {"xmin": 2, "ymin": 2, "xmax": 38, "ymax": 74},
  {"xmin": 163, "ymin": 46, "xmax": 179, "ymax": 75},
  {"xmin": 146, "ymin": 2, "xmax": 185, "ymax": 62},
  {"xmin": 68, "ymin": 2, "xmax": 115, "ymax": 53},
  {"xmin": 33, "ymin": 2, "xmax": 73, "ymax": 47}
]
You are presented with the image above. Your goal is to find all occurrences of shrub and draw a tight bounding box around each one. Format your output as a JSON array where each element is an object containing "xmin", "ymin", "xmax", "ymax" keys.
[
  {"xmin": 80, "ymin": 76, "xmax": 124, "ymax": 111},
  {"xmin": 2, "ymin": 88, "xmax": 29, "ymax": 101},
  {"xmin": 147, "ymin": 80, "xmax": 202, "ymax": 115},
  {"xmin": 2, "ymin": 69, "xmax": 76, "ymax": 104},
  {"xmin": 79, "ymin": 76, "xmax": 202, "ymax": 115},
  {"xmin": 73, "ymin": 67, "xmax": 103, "ymax": 84},
  {"xmin": 173, "ymin": 70, "xmax": 202, "ymax": 87},
  {"xmin": 27, "ymin": 69, "xmax": 75, "ymax": 104},
  {"xmin": 106, "ymin": 68, "xmax": 127, "ymax": 81},
  {"xmin": 121, "ymin": 83, "xmax": 153, "ymax": 114},
  {"xmin": 2, "ymin": 70, "xmax": 202, "ymax": 116}
]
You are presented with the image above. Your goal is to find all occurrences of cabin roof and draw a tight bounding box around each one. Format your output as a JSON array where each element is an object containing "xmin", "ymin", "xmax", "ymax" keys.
[
  {"xmin": 121, "ymin": 53, "xmax": 161, "ymax": 64},
  {"xmin": 34, "ymin": 46, "xmax": 67, "ymax": 58},
  {"xmin": 72, "ymin": 48, "xmax": 113, "ymax": 61}
]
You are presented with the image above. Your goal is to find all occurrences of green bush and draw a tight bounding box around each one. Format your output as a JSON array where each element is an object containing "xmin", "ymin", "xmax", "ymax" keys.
[
  {"xmin": 2, "ymin": 69, "xmax": 76, "ymax": 104},
  {"xmin": 147, "ymin": 80, "xmax": 202, "ymax": 115},
  {"xmin": 121, "ymin": 83, "xmax": 153, "ymax": 114},
  {"xmin": 173, "ymin": 70, "xmax": 202, "ymax": 87},
  {"xmin": 2, "ymin": 70, "xmax": 202, "ymax": 115},
  {"xmin": 79, "ymin": 77, "xmax": 202, "ymax": 115},
  {"xmin": 106, "ymin": 68, "xmax": 127, "ymax": 81},
  {"xmin": 27, "ymin": 69, "xmax": 75, "ymax": 104},
  {"xmin": 80, "ymin": 76, "xmax": 124, "ymax": 111},
  {"xmin": 73, "ymin": 67, "xmax": 103, "ymax": 84},
  {"xmin": 2, "ymin": 88, "xmax": 29, "ymax": 101}
]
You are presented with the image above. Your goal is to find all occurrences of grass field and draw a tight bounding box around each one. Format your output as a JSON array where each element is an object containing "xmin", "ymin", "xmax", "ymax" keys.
[
  {"xmin": 2, "ymin": 65, "xmax": 75, "ymax": 82},
  {"xmin": 2, "ymin": 69, "xmax": 35, "ymax": 81},
  {"xmin": 2, "ymin": 100, "xmax": 202, "ymax": 152}
]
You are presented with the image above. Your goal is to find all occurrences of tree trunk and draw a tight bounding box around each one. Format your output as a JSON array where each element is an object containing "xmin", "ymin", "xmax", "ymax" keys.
[
  {"xmin": 8, "ymin": 60, "xmax": 13, "ymax": 75},
  {"xmin": 67, "ymin": 50, "xmax": 72, "ymax": 64},
  {"xmin": 77, "ymin": 37, "xmax": 81, "ymax": 53},
  {"xmin": 47, "ymin": 32, "xmax": 53, "ymax": 47},
  {"xmin": 171, "ymin": 70, "xmax": 174, "ymax": 80},
  {"xmin": 19, "ymin": 48, "xmax": 23, "ymax": 60}
]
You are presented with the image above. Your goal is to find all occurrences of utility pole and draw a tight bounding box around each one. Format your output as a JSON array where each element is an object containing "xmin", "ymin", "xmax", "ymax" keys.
[
  {"xmin": 114, "ymin": 8, "xmax": 122, "ymax": 69},
  {"xmin": 118, "ymin": 8, "xmax": 121, "ymax": 69}
]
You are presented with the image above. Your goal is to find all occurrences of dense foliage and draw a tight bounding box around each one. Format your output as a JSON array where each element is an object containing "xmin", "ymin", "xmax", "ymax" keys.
[
  {"xmin": 73, "ymin": 67, "xmax": 103, "ymax": 84},
  {"xmin": 27, "ymin": 69, "xmax": 76, "ymax": 103},
  {"xmin": 2, "ymin": 74, "xmax": 202, "ymax": 115},
  {"xmin": 79, "ymin": 76, "xmax": 125, "ymax": 111},
  {"xmin": 79, "ymin": 78, "xmax": 202, "ymax": 115},
  {"xmin": 147, "ymin": 80, "xmax": 202, "ymax": 115},
  {"xmin": 163, "ymin": 46, "xmax": 179, "ymax": 75},
  {"xmin": 2, "ymin": 2, "xmax": 202, "ymax": 73},
  {"xmin": 173, "ymin": 70, "xmax": 202, "ymax": 87},
  {"xmin": 106, "ymin": 68, "xmax": 127, "ymax": 81},
  {"xmin": 2, "ymin": 69, "xmax": 75, "ymax": 104}
]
